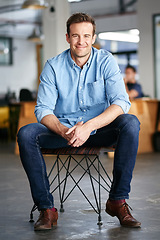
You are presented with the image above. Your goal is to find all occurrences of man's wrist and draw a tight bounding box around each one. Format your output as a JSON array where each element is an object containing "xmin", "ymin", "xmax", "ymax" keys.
[{"xmin": 84, "ymin": 120, "xmax": 95, "ymax": 133}]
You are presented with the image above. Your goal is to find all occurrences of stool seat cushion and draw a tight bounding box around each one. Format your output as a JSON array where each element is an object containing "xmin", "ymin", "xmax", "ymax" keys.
[
  {"xmin": 41, "ymin": 146, "xmax": 101, "ymax": 155},
  {"xmin": 41, "ymin": 146, "xmax": 115, "ymax": 155}
]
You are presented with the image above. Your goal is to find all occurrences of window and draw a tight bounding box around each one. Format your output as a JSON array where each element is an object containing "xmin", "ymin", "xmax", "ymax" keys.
[{"xmin": 0, "ymin": 37, "xmax": 12, "ymax": 65}]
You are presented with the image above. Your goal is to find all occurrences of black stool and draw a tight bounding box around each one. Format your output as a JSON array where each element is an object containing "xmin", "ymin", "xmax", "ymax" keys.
[{"xmin": 29, "ymin": 146, "xmax": 114, "ymax": 225}]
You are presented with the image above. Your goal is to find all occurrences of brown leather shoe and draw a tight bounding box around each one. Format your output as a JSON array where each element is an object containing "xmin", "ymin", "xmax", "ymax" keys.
[
  {"xmin": 34, "ymin": 208, "xmax": 58, "ymax": 231},
  {"xmin": 105, "ymin": 199, "xmax": 141, "ymax": 228}
]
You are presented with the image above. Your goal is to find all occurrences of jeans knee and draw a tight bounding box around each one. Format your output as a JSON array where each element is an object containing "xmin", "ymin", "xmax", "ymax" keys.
[
  {"xmin": 17, "ymin": 123, "xmax": 37, "ymax": 146},
  {"xmin": 125, "ymin": 114, "xmax": 140, "ymax": 138},
  {"xmin": 129, "ymin": 114, "xmax": 140, "ymax": 130}
]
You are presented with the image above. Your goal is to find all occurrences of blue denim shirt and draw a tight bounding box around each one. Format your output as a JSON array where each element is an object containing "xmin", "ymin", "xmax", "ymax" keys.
[{"xmin": 35, "ymin": 47, "xmax": 130, "ymax": 130}]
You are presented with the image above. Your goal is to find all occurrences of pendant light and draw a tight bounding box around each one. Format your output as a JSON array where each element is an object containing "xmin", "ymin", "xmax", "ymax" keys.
[
  {"xmin": 22, "ymin": 0, "xmax": 48, "ymax": 9},
  {"xmin": 28, "ymin": 27, "xmax": 44, "ymax": 42}
]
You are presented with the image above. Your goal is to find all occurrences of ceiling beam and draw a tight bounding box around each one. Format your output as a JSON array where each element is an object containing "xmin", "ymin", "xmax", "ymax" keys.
[
  {"xmin": 0, "ymin": 18, "xmax": 41, "ymax": 27},
  {"xmin": 0, "ymin": 4, "xmax": 22, "ymax": 13}
]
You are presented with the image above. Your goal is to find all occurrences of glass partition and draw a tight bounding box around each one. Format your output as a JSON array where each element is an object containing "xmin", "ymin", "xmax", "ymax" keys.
[{"xmin": 153, "ymin": 14, "xmax": 160, "ymax": 99}]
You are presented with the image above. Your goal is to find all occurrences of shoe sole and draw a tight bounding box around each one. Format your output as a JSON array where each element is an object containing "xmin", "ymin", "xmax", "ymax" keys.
[
  {"xmin": 34, "ymin": 221, "xmax": 57, "ymax": 231},
  {"xmin": 121, "ymin": 223, "xmax": 141, "ymax": 228},
  {"xmin": 105, "ymin": 208, "xmax": 141, "ymax": 228}
]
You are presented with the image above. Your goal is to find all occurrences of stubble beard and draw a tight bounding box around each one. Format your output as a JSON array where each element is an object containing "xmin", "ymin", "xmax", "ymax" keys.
[{"xmin": 74, "ymin": 48, "xmax": 91, "ymax": 59}]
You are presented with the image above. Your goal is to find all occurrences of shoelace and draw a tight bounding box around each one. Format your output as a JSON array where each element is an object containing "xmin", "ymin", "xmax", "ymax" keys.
[
  {"xmin": 39, "ymin": 209, "xmax": 50, "ymax": 221},
  {"xmin": 120, "ymin": 202, "xmax": 133, "ymax": 217}
]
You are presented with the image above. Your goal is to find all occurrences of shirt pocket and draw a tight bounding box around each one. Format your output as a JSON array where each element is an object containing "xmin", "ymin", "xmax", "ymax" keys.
[{"xmin": 86, "ymin": 79, "xmax": 106, "ymax": 106}]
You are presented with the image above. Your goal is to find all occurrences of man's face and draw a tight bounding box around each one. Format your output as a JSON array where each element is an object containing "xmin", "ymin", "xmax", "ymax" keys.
[
  {"xmin": 66, "ymin": 22, "xmax": 96, "ymax": 62},
  {"xmin": 125, "ymin": 68, "xmax": 136, "ymax": 83}
]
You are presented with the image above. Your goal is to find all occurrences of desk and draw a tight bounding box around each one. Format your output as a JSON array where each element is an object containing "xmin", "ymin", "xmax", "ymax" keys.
[
  {"xmin": 15, "ymin": 101, "xmax": 37, "ymax": 154},
  {"xmin": 128, "ymin": 98, "xmax": 160, "ymax": 153}
]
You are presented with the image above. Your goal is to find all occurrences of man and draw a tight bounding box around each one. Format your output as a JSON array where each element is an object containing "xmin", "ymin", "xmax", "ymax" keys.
[
  {"xmin": 124, "ymin": 65, "xmax": 144, "ymax": 100},
  {"xmin": 18, "ymin": 13, "xmax": 141, "ymax": 231}
]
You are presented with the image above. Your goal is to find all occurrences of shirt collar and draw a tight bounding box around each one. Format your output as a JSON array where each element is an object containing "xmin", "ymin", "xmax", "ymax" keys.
[
  {"xmin": 67, "ymin": 48, "xmax": 93, "ymax": 69},
  {"xmin": 86, "ymin": 48, "xmax": 93, "ymax": 67}
]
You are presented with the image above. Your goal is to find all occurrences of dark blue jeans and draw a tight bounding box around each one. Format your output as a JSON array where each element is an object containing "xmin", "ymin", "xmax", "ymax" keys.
[{"xmin": 17, "ymin": 114, "xmax": 140, "ymax": 210}]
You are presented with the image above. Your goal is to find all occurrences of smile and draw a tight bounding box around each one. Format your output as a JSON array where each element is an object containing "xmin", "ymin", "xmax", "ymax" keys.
[{"xmin": 76, "ymin": 46, "xmax": 86, "ymax": 49}]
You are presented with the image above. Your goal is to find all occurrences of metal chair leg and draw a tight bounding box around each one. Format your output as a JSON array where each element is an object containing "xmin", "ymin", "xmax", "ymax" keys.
[
  {"xmin": 97, "ymin": 155, "xmax": 102, "ymax": 226},
  {"xmin": 29, "ymin": 150, "xmax": 112, "ymax": 225}
]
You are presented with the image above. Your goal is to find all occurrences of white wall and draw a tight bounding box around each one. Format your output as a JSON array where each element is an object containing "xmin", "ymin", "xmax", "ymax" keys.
[
  {"xmin": 0, "ymin": 38, "xmax": 37, "ymax": 100},
  {"xmin": 137, "ymin": 0, "xmax": 160, "ymax": 98}
]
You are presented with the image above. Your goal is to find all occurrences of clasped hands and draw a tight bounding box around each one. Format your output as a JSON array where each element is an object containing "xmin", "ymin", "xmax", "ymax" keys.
[{"xmin": 65, "ymin": 121, "xmax": 91, "ymax": 147}]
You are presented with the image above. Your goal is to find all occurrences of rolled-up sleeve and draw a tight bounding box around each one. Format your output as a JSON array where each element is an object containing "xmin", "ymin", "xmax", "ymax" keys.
[
  {"xmin": 34, "ymin": 61, "xmax": 58, "ymax": 123},
  {"xmin": 104, "ymin": 54, "xmax": 131, "ymax": 113}
]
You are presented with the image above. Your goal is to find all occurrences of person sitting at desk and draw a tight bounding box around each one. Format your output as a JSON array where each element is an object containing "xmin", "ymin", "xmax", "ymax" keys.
[{"xmin": 124, "ymin": 65, "xmax": 144, "ymax": 100}]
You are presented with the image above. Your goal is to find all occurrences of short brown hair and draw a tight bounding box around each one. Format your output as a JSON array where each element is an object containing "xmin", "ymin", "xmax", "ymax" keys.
[{"xmin": 66, "ymin": 12, "xmax": 96, "ymax": 36}]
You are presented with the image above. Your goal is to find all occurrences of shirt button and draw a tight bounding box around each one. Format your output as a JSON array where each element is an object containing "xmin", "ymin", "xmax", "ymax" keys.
[
  {"xmin": 80, "ymin": 100, "xmax": 83, "ymax": 104},
  {"xmin": 80, "ymin": 117, "xmax": 82, "ymax": 120},
  {"xmin": 83, "ymin": 109, "xmax": 86, "ymax": 112},
  {"xmin": 79, "ymin": 86, "xmax": 82, "ymax": 90}
]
